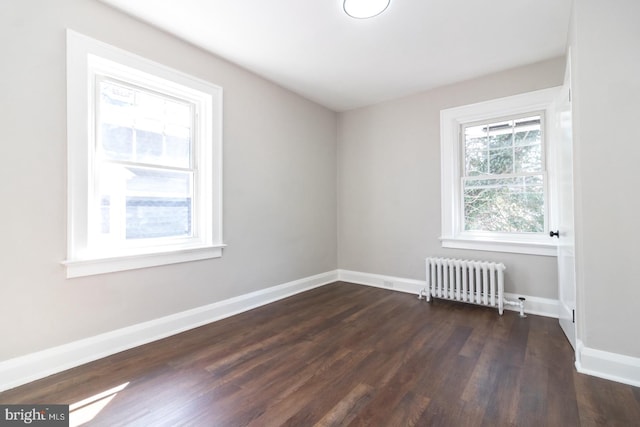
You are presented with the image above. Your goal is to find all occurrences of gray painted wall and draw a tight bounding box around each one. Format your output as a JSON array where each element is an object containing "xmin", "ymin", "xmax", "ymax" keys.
[
  {"xmin": 571, "ymin": 0, "xmax": 640, "ymax": 358},
  {"xmin": 0, "ymin": 0, "xmax": 337, "ymax": 360},
  {"xmin": 337, "ymin": 58, "xmax": 565, "ymax": 299}
]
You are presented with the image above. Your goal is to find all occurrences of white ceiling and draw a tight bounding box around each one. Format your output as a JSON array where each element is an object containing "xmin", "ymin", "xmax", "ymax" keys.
[{"xmin": 99, "ymin": 0, "xmax": 572, "ymax": 112}]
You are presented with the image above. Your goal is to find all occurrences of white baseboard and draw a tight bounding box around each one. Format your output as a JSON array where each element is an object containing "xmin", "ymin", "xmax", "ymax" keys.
[
  {"xmin": 337, "ymin": 269, "xmax": 559, "ymax": 318},
  {"xmin": 575, "ymin": 339, "xmax": 640, "ymax": 387},
  {"xmin": 338, "ymin": 269, "xmax": 426, "ymax": 295},
  {"xmin": 0, "ymin": 270, "xmax": 338, "ymax": 393}
]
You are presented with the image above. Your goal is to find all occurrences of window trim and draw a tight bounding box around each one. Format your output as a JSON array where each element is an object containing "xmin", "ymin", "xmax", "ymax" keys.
[
  {"xmin": 64, "ymin": 30, "xmax": 224, "ymax": 278},
  {"xmin": 440, "ymin": 87, "xmax": 560, "ymax": 257}
]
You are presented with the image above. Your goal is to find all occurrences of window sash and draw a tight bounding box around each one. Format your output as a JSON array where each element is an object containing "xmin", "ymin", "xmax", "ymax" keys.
[
  {"xmin": 461, "ymin": 173, "xmax": 547, "ymax": 234},
  {"xmin": 462, "ymin": 112, "xmax": 545, "ymax": 178},
  {"xmin": 95, "ymin": 76, "xmax": 196, "ymax": 169}
]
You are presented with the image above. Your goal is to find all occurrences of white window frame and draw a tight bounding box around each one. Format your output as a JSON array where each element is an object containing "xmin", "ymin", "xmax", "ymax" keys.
[
  {"xmin": 64, "ymin": 30, "xmax": 224, "ymax": 278},
  {"xmin": 440, "ymin": 87, "xmax": 560, "ymax": 256}
]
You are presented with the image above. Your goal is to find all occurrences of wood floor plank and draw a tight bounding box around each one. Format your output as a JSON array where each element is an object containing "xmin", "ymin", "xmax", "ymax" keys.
[
  {"xmin": 416, "ymin": 399, "xmax": 486, "ymax": 427},
  {"xmin": 1, "ymin": 282, "xmax": 639, "ymax": 426},
  {"xmin": 384, "ymin": 390, "xmax": 431, "ymax": 427},
  {"xmin": 313, "ymin": 383, "xmax": 375, "ymax": 427},
  {"xmin": 575, "ymin": 371, "xmax": 640, "ymax": 427}
]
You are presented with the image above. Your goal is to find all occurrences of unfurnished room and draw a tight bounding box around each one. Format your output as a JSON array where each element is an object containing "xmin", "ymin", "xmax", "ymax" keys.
[{"xmin": 1, "ymin": 0, "xmax": 639, "ymax": 426}]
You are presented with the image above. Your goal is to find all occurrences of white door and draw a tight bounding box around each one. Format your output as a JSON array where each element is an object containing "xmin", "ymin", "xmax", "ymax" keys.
[{"xmin": 553, "ymin": 53, "xmax": 577, "ymax": 349}]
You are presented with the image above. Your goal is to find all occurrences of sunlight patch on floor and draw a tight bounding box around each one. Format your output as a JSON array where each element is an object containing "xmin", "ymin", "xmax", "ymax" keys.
[{"xmin": 69, "ymin": 382, "xmax": 129, "ymax": 426}]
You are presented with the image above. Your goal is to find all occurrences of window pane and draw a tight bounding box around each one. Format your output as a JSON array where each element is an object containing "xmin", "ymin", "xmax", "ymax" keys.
[
  {"xmin": 514, "ymin": 117, "xmax": 542, "ymax": 172},
  {"xmin": 464, "ymin": 175, "xmax": 544, "ymax": 233},
  {"xmin": 488, "ymin": 122, "xmax": 513, "ymax": 149},
  {"xmin": 137, "ymin": 91, "xmax": 165, "ymax": 120},
  {"xmin": 465, "ymin": 149, "xmax": 488, "ymax": 176},
  {"xmin": 101, "ymin": 124, "xmax": 133, "ymax": 161},
  {"xmin": 126, "ymin": 168, "xmax": 192, "ymax": 239},
  {"xmin": 165, "ymin": 125, "xmax": 191, "ymax": 168},
  {"xmin": 514, "ymin": 116, "xmax": 541, "ymax": 145},
  {"xmin": 136, "ymin": 128, "xmax": 163, "ymax": 164},
  {"xmin": 100, "ymin": 81, "xmax": 135, "ymax": 109},
  {"xmin": 514, "ymin": 128, "xmax": 541, "ymax": 146},
  {"xmin": 489, "ymin": 148, "xmax": 513, "ymax": 174},
  {"xmin": 165, "ymin": 100, "xmax": 192, "ymax": 127},
  {"xmin": 126, "ymin": 195, "xmax": 192, "ymax": 239},
  {"xmin": 465, "ymin": 125, "xmax": 487, "ymax": 151},
  {"xmin": 464, "ymin": 125, "xmax": 487, "ymax": 175},
  {"xmin": 515, "ymin": 144, "xmax": 542, "ymax": 172},
  {"xmin": 98, "ymin": 165, "xmax": 193, "ymax": 240},
  {"xmin": 166, "ymin": 134, "xmax": 191, "ymax": 168}
]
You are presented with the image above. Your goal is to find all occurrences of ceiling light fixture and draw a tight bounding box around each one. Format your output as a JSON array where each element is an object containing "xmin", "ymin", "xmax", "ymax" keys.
[{"xmin": 343, "ymin": 0, "xmax": 391, "ymax": 19}]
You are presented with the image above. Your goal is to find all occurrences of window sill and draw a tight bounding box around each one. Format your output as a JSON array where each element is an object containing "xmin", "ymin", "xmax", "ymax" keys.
[
  {"xmin": 440, "ymin": 236, "xmax": 557, "ymax": 256},
  {"xmin": 62, "ymin": 244, "xmax": 226, "ymax": 278}
]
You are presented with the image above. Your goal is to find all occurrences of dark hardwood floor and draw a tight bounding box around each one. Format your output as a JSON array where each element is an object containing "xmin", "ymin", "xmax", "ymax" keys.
[{"xmin": 1, "ymin": 282, "xmax": 639, "ymax": 426}]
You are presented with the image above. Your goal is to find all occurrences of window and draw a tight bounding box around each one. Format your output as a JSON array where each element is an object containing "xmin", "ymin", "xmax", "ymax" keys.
[
  {"xmin": 463, "ymin": 114, "xmax": 545, "ymax": 233},
  {"xmin": 64, "ymin": 31, "xmax": 224, "ymax": 278},
  {"xmin": 440, "ymin": 88, "xmax": 559, "ymax": 256}
]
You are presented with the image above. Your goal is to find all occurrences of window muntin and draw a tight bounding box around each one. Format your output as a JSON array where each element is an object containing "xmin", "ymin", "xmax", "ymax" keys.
[{"xmin": 461, "ymin": 114, "xmax": 546, "ymax": 234}]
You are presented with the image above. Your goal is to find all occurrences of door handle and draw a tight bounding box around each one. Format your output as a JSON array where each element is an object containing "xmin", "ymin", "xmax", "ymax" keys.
[{"xmin": 549, "ymin": 230, "xmax": 560, "ymax": 238}]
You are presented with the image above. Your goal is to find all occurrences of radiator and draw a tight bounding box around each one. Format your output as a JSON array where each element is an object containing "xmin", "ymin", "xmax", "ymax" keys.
[{"xmin": 420, "ymin": 257, "xmax": 524, "ymax": 316}]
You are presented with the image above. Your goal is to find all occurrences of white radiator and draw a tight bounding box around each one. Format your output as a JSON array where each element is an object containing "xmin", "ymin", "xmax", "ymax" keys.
[{"xmin": 420, "ymin": 257, "xmax": 524, "ymax": 316}]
